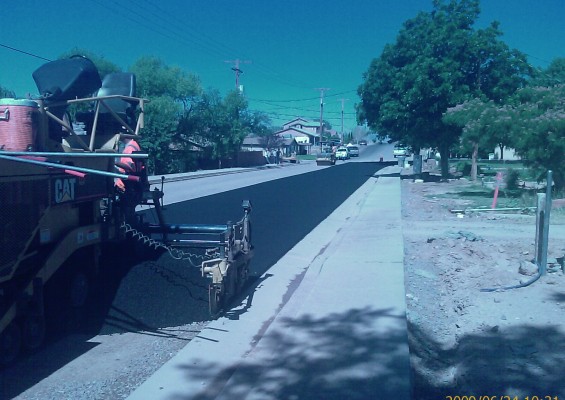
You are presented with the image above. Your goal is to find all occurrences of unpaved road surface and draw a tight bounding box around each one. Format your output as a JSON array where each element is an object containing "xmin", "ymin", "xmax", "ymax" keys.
[{"xmin": 402, "ymin": 178, "xmax": 565, "ymax": 398}]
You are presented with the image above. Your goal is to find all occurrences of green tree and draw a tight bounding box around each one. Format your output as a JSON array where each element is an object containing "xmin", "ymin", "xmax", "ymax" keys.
[
  {"xmin": 130, "ymin": 56, "xmax": 200, "ymax": 101},
  {"xmin": 444, "ymin": 99, "xmax": 514, "ymax": 180},
  {"xmin": 444, "ymin": 99, "xmax": 487, "ymax": 180},
  {"xmin": 250, "ymin": 112, "xmax": 280, "ymax": 149},
  {"xmin": 0, "ymin": 85, "xmax": 15, "ymax": 98},
  {"xmin": 139, "ymin": 96, "xmax": 181, "ymax": 174},
  {"xmin": 357, "ymin": 0, "xmax": 531, "ymax": 177},
  {"xmin": 129, "ymin": 56, "xmax": 201, "ymax": 173},
  {"xmin": 531, "ymin": 58, "xmax": 565, "ymax": 87},
  {"xmin": 58, "ymin": 47, "xmax": 121, "ymax": 79},
  {"xmin": 183, "ymin": 89, "xmax": 250, "ymax": 167},
  {"xmin": 511, "ymin": 85, "xmax": 565, "ymax": 191}
]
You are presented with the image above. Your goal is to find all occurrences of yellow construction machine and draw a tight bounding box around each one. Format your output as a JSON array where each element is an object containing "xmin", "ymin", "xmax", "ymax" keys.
[{"xmin": 0, "ymin": 57, "xmax": 253, "ymax": 365}]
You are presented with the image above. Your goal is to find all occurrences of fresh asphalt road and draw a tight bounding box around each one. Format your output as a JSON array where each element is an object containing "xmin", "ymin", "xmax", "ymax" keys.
[{"xmin": 149, "ymin": 161, "xmax": 388, "ymax": 280}]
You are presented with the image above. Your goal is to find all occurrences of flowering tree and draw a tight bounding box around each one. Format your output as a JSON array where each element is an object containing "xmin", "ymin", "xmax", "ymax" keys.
[
  {"xmin": 444, "ymin": 99, "xmax": 516, "ymax": 180},
  {"xmin": 511, "ymin": 85, "xmax": 565, "ymax": 191}
]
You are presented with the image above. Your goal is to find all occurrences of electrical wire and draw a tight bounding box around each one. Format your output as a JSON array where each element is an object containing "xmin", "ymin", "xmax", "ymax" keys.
[
  {"xmin": 0, "ymin": 43, "xmax": 52, "ymax": 62},
  {"xmin": 91, "ymin": 0, "xmax": 316, "ymax": 90}
]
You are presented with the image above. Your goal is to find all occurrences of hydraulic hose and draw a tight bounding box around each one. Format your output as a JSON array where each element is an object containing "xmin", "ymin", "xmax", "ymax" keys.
[{"xmin": 480, "ymin": 270, "xmax": 541, "ymax": 292}]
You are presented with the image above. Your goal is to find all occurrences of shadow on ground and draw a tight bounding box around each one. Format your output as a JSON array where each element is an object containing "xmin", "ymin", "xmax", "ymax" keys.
[
  {"xmin": 164, "ymin": 311, "xmax": 565, "ymax": 399},
  {"xmin": 174, "ymin": 307, "xmax": 412, "ymax": 400},
  {"xmin": 408, "ymin": 320, "xmax": 565, "ymax": 398}
]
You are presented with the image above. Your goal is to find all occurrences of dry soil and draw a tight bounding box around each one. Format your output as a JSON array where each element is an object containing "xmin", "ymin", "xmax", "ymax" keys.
[{"xmin": 401, "ymin": 178, "xmax": 565, "ymax": 398}]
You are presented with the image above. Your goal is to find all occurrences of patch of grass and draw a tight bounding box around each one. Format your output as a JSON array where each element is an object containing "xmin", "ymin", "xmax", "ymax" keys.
[
  {"xmin": 434, "ymin": 185, "xmax": 541, "ymax": 209},
  {"xmin": 450, "ymin": 161, "xmax": 533, "ymax": 179}
]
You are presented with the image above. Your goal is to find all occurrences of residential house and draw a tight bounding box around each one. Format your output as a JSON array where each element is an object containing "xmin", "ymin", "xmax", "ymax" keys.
[
  {"xmin": 241, "ymin": 135, "xmax": 264, "ymax": 152},
  {"xmin": 241, "ymin": 117, "xmax": 323, "ymax": 158},
  {"xmin": 275, "ymin": 126, "xmax": 316, "ymax": 155},
  {"xmin": 282, "ymin": 117, "xmax": 320, "ymax": 135}
]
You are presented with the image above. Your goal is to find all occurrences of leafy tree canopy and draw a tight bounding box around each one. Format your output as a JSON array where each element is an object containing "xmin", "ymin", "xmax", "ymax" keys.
[
  {"xmin": 58, "ymin": 47, "xmax": 121, "ymax": 79},
  {"xmin": 129, "ymin": 56, "xmax": 201, "ymax": 103},
  {"xmin": 357, "ymin": 0, "xmax": 532, "ymax": 177},
  {"xmin": 531, "ymin": 58, "xmax": 565, "ymax": 87},
  {"xmin": 182, "ymin": 89, "xmax": 252, "ymax": 161},
  {"xmin": 510, "ymin": 84, "xmax": 565, "ymax": 190},
  {"xmin": 139, "ymin": 95, "xmax": 181, "ymax": 174},
  {"xmin": 247, "ymin": 111, "xmax": 280, "ymax": 149},
  {"xmin": 444, "ymin": 98, "xmax": 515, "ymax": 179},
  {"xmin": 0, "ymin": 85, "xmax": 15, "ymax": 98},
  {"xmin": 128, "ymin": 56, "xmax": 203, "ymax": 173}
]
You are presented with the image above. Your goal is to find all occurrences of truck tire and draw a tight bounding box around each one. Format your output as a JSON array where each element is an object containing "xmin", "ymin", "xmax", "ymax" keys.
[
  {"xmin": 0, "ymin": 322, "xmax": 21, "ymax": 366},
  {"xmin": 69, "ymin": 270, "xmax": 90, "ymax": 309},
  {"xmin": 22, "ymin": 314, "xmax": 46, "ymax": 351}
]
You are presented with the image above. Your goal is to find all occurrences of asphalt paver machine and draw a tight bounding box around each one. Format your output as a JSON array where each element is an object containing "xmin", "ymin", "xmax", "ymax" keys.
[{"xmin": 0, "ymin": 57, "xmax": 252, "ymax": 365}]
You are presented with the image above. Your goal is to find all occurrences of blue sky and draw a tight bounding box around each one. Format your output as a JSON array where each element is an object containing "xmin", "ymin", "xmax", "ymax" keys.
[{"xmin": 1, "ymin": 0, "xmax": 564, "ymax": 131}]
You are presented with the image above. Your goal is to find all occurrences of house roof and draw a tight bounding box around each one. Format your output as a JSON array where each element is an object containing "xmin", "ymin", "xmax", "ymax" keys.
[
  {"xmin": 283, "ymin": 117, "xmax": 309, "ymax": 126},
  {"xmin": 275, "ymin": 127, "xmax": 319, "ymax": 138},
  {"xmin": 242, "ymin": 135, "xmax": 263, "ymax": 146},
  {"xmin": 297, "ymin": 121, "xmax": 320, "ymax": 128},
  {"xmin": 283, "ymin": 117, "xmax": 321, "ymax": 129}
]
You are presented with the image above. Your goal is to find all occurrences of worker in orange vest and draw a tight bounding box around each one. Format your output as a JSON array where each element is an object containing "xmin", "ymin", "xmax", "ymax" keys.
[{"xmin": 115, "ymin": 138, "xmax": 141, "ymax": 192}]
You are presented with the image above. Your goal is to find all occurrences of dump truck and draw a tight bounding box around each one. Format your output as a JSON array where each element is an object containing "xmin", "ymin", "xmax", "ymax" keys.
[{"xmin": 0, "ymin": 57, "xmax": 253, "ymax": 365}]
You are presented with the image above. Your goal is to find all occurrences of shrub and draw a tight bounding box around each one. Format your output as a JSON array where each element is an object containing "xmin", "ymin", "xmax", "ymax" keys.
[
  {"xmin": 456, "ymin": 161, "xmax": 483, "ymax": 177},
  {"xmin": 505, "ymin": 168, "xmax": 521, "ymax": 191}
]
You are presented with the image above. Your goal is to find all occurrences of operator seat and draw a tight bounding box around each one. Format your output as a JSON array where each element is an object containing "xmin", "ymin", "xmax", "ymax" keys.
[
  {"xmin": 76, "ymin": 72, "xmax": 137, "ymax": 136},
  {"xmin": 70, "ymin": 72, "xmax": 138, "ymax": 150},
  {"xmin": 96, "ymin": 72, "xmax": 137, "ymax": 129}
]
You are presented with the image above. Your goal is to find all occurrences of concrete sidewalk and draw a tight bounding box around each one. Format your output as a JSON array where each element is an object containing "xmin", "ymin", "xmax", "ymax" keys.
[{"xmin": 127, "ymin": 176, "xmax": 411, "ymax": 400}]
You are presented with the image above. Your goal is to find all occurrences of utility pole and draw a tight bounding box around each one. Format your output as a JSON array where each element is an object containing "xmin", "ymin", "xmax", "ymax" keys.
[
  {"xmin": 315, "ymin": 88, "xmax": 330, "ymax": 149},
  {"xmin": 224, "ymin": 59, "xmax": 251, "ymax": 91},
  {"xmin": 339, "ymin": 98, "xmax": 349, "ymax": 144}
]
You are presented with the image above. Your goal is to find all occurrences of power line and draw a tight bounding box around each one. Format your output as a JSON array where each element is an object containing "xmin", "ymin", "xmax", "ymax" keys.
[
  {"xmin": 0, "ymin": 43, "xmax": 52, "ymax": 62},
  {"xmin": 130, "ymin": 0, "xmax": 236, "ymax": 59},
  {"xmin": 109, "ymin": 0, "xmax": 315, "ymax": 90},
  {"xmin": 251, "ymin": 97, "xmax": 356, "ymax": 115},
  {"xmin": 248, "ymin": 89, "xmax": 356, "ymax": 104},
  {"xmin": 91, "ymin": 0, "xmax": 202, "ymax": 54}
]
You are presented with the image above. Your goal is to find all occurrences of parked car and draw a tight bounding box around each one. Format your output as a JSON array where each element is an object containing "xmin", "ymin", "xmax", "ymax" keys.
[
  {"xmin": 346, "ymin": 145, "xmax": 359, "ymax": 157},
  {"xmin": 335, "ymin": 146, "xmax": 349, "ymax": 160},
  {"xmin": 393, "ymin": 144, "xmax": 411, "ymax": 158},
  {"xmin": 359, "ymin": 140, "xmax": 367, "ymax": 146}
]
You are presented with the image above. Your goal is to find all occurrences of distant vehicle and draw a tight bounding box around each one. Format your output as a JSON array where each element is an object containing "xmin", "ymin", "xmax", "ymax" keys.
[
  {"xmin": 335, "ymin": 146, "xmax": 349, "ymax": 160},
  {"xmin": 316, "ymin": 151, "xmax": 336, "ymax": 166},
  {"xmin": 359, "ymin": 140, "xmax": 367, "ymax": 146},
  {"xmin": 346, "ymin": 145, "xmax": 359, "ymax": 157},
  {"xmin": 393, "ymin": 144, "xmax": 411, "ymax": 158}
]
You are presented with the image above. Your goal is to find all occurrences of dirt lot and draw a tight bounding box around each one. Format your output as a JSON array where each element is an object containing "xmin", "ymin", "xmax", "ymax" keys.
[{"xmin": 401, "ymin": 177, "xmax": 565, "ymax": 398}]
